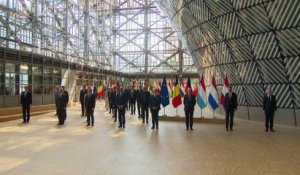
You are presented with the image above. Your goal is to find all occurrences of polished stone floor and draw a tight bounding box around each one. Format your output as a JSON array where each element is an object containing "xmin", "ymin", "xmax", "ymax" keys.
[{"xmin": 0, "ymin": 101, "xmax": 299, "ymax": 175}]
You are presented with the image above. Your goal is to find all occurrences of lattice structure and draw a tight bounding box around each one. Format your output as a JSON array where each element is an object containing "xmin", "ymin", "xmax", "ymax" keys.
[
  {"xmin": 0, "ymin": 0, "xmax": 196, "ymax": 74},
  {"xmin": 156, "ymin": 0, "xmax": 299, "ymax": 109},
  {"xmin": 111, "ymin": 0, "xmax": 196, "ymax": 74}
]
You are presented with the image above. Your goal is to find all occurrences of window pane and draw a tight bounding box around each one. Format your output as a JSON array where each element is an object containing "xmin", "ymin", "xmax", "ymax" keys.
[
  {"xmin": 20, "ymin": 64, "xmax": 29, "ymax": 74},
  {"xmin": 5, "ymin": 63, "xmax": 15, "ymax": 72},
  {"xmin": 0, "ymin": 84, "xmax": 4, "ymax": 95},
  {"xmin": 44, "ymin": 85, "xmax": 53, "ymax": 94},
  {"xmin": 33, "ymin": 75, "xmax": 43, "ymax": 84},
  {"xmin": 32, "ymin": 65, "xmax": 42, "ymax": 75},
  {"xmin": 53, "ymin": 68, "xmax": 61, "ymax": 76},
  {"xmin": 33, "ymin": 85, "xmax": 42, "ymax": 94},
  {"xmin": 53, "ymin": 77, "xmax": 61, "ymax": 85},
  {"xmin": 44, "ymin": 67, "xmax": 53, "ymax": 76}
]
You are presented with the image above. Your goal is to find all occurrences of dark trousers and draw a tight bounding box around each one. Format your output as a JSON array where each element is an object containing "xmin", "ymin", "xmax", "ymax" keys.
[
  {"xmin": 63, "ymin": 107, "xmax": 67, "ymax": 121},
  {"xmin": 80, "ymin": 101, "xmax": 84, "ymax": 116},
  {"xmin": 57, "ymin": 108, "xmax": 64, "ymax": 124},
  {"xmin": 86, "ymin": 109, "xmax": 94, "ymax": 126},
  {"xmin": 22, "ymin": 105, "xmax": 30, "ymax": 122},
  {"xmin": 151, "ymin": 109, "xmax": 159, "ymax": 128},
  {"xmin": 137, "ymin": 103, "xmax": 142, "ymax": 117},
  {"xmin": 225, "ymin": 109, "xmax": 234, "ymax": 129},
  {"xmin": 118, "ymin": 108, "xmax": 126, "ymax": 127},
  {"xmin": 142, "ymin": 106, "xmax": 149, "ymax": 122},
  {"xmin": 130, "ymin": 101, "xmax": 136, "ymax": 114},
  {"xmin": 109, "ymin": 103, "xmax": 113, "ymax": 113},
  {"xmin": 185, "ymin": 110, "xmax": 194, "ymax": 129},
  {"xmin": 265, "ymin": 111, "xmax": 274, "ymax": 130},
  {"xmin": 113, "ymin": 107, "xmax": 118, "ymax": 121}
]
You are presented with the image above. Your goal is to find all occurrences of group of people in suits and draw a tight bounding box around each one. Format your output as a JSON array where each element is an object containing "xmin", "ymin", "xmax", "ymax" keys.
[
  {"xmin": 107, "ymin": 85, "xmax": 161, "ymax": 129},
  {"xmin": 223, "ymin": 85, "xmax": 277, "ymax": 132},
  {"xmin": 20, "ymin": 83, "xmax": 277, "ymax": 132}
]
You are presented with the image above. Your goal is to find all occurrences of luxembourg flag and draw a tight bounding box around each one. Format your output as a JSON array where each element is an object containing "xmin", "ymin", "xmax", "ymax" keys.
[
  {"xmin": 196, "ymin": 74, "xmax": 207, "ymax": 109},
  {"xmin": 168, "ymin": 81, "xmax": 173, "ymax": 98},
  {"xmin": 220, "ymin": 75, "xmax": 229, "ymax": 106},
  {"xmin": 180, "ymin": 80, "xmax": 185, "ymax": 97},
  {"xmin": 208, "ymin": 75, "xmax": 219, "ymax": 110}
]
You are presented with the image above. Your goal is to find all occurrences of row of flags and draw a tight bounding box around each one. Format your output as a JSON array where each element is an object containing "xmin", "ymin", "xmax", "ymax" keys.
[
  {"xmin": 159, "ymin": 75, "xmax": 230, "ymax": 111},
  {"xmin": 99, "ymin": 75, "xmax": 230, "ymax": 111}
]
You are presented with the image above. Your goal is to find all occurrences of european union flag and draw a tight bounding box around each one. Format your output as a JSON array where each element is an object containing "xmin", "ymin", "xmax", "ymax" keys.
[{"xmin": 160, "ymin": 76, "xmax": 170, "ymax": 107}]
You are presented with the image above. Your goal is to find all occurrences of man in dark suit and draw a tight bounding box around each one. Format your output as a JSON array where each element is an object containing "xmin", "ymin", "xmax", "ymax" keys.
[
  {"xmin": 54, "ymin": 86, "xmax": 60, "ymax": 116},
  {"xmin": 80, "ymin": 85, "xmax": 87, "ymax": 117},
  {"xmin": 137, "ymin": 85, "xmax": 143, "ymax": 118},
  {"xmin": 108, "ymin": 88, "xmax": 113, "ymax": 113},
  {"xmin": 141, "ymin": 86, "xmax": 150, "ymax": 124},
  {"xmin": 149, "ymin": 88, "xmax": 161, "ymax": 129},
  {"xmin": 111, "ymin": 87, "xmax": 118, "ymax": 122},
  {"xmin": 129, "ymin": 86, "xmax": 136, "ymax": 115},
  {"xmin": 125, "ymin": 86, "xmax": 130, "ymax": 111},
  {"xmin": 61, "ymin": 86, "xmax": 69, "ymax": 121},
  {"xmin": 224, "ymin": 85, "xmax": 237, "ymax": 131},
  {"xmin": 85, "ymin": 87, "xmax": 96, "ymax": 127},
  {"xmin": 20, "ymin": 86, "xmax": 32, "ymax": 123},
  {"xmin": 183, "ymin": 88, "xmax": 196, "ymax": 131},
  {"xmin": 263, "ymin": 87, "xmax": 277, "ymax": 132},
  {"xmin": 116, "ymin": 86, "xmax": 127, "ymax": 128},
  {"xmin": 57, "ymin": 87, "xmax": 68, "ymax": 125}
]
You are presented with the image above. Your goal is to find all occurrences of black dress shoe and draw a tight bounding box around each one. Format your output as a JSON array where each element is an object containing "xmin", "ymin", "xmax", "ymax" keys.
[
  {"xmin": 151, "ymin": 127, "xmax": 155, "ymax": 129},
  {"xmin": 265, "ymin": 129, "xmax": 268, "ymax": 132},
  {"xmin": 156, "ymin": 127, "xmax": 159, "ymax": 129},
  {"xmin": 118, "ymin": 125, "xmax": 122, "ymax": 128},
  {"xmin": 270, "ymin": 129, "xmax": 275, "ymax": 132},
  {"xmin": 226, "ymin": 128, "xmax": 229, "ymax": 131},
  {"xmin": 230, "ymin": 128, "xmax": 233, "ymax": 131},
  {"xmin": 57, "ymin": 123, "xmax": 61, "ymax": 125},
  {"xmin": 22, "ymin": 121, "xmax": 26, "ymax": 124},
  {"xmin": 186, "ymin": 128, "xmax": 189, "ymax": 131},
  {"xmin": 190, "ymin": 128, "xmax": 194, "ymax": 131},
  {"xmin": 123, "ymin": 126, "xmax": 125, "ymax": 128},
  {"xmin": 86, "ymin": 124, "xmax": 90, "ymax": 126}
]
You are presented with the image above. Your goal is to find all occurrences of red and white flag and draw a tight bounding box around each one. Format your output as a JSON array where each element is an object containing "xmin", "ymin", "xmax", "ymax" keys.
[{"xmin": 221, "ymin": 75, "xmax": 229, "ymax": 106}]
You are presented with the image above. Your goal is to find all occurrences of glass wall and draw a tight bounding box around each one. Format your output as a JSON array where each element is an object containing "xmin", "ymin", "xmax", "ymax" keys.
[
  {"xmin": 5, "ymin": 63, "xmax": 16, "ymax": 95},
  {"xmin": 32, "ymin": 65, "xmax": 43, "ymax": 94}
]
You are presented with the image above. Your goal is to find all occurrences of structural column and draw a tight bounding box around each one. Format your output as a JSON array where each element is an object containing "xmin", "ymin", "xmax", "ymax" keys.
[
  {"xmin": 144, "ymin": 0, "xmax": 149, "ymax": 75},
  {"xmin": 84, "ymin": 0, "xmax": 90, "ymax": 61}
]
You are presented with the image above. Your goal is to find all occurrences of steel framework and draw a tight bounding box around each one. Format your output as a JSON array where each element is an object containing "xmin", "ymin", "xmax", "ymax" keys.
[{"xmin": 0, "ymin": 0, "xmax": 196, "ymax": 75}]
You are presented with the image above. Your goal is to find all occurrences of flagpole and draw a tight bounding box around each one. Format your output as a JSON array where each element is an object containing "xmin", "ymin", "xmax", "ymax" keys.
[
  {"xmin": 201, "ymin": 108, "xmax": 203, "ymax": 118},
  {"xmin": 164, "ymin": 107, "xmax": 166, "ymax": 116}
]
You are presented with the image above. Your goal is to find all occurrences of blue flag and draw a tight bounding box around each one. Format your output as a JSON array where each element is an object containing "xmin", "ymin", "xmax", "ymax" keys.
[{"xmin": 160, "ymin": 76, "xmax": 170, "ymax": 107}]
